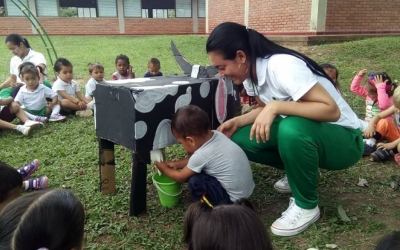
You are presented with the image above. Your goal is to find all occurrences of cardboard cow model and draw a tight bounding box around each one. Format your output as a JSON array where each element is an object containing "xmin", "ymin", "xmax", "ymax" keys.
[{"xmin": 93, "ymin": 41, "xmax": 240, "ymax": 215}]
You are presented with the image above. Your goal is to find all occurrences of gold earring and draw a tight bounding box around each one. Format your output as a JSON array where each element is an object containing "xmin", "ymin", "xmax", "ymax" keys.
[{"xmin": 238, "ymin": 63, "xmax": 249, "ymax": 76}]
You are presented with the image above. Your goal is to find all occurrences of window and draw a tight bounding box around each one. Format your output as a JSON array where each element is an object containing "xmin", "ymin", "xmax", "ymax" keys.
[
  {"xmin": 5, "ymin": 0, "xmax": 28, "ymax": 16},
  {"xmin": 198, "ymin": 0, "xmax": 205, "ymax": 18},
  {"xmin": 0, "ymin": 0, "xmax": 5, "ymax": 16},
  {"xmin": 176, "ymin": 0, "xmax": 191, "ymax": 18},
  {"xmin": 36, "ymin": 0, "xmax": 58, "ymax": 17},
  {"xmin": 124, "ymin": 0, "xmax": 141, "ymax": 17},
  {"xmin": 98, "ymin": 0, "xmax": 117, "ymax": 17},
  {"xmin": 141, "ymin": 0, "xmax": 174, "ymax": 18},
  {"xmin": 59, "ymin": 0, "xmax": 97, "ymax": 17}
]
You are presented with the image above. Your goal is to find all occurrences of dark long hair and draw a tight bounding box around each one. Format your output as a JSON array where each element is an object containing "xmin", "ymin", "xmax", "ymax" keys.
[
  {"xmin": 184, "ymin": 198, "xmax": 273, "ymax": 250},
  {"xmin": 0, "ymin": 161, "xmax": 22, "ymax": 204},
  {"xmin": 206, "ymin": 22, "xmax": 336, "ymax": 89},
  {"xmin": 374, "ymin": 231, "xmax": 400, "ymax": 250},
  {"xmin": 5, "ymin": 34, "xmax": 31, "ymax": 49},
  {"xmin": 0, "ymin": 189, "xmax": 85, "ymax": 250}
]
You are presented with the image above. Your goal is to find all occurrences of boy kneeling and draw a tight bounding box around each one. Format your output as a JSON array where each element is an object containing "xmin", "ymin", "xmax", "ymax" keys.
[{"xmin": 155, "ymin": 105, "xmax": 254, "ymax": 206}]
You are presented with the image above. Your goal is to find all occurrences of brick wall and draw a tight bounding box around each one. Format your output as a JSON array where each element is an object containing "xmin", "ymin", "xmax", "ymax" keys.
[
  {"xmin": 249, "ymin": 0, "xmax": 311, "ymax": 35},
  {"xmin": 0, "ymin": 17, "xmax": 206, "ymax": 36},
  {"xmin": 325, "ymin": 0, "xmax": 400, "ymax": 34},
  {"xmin": 208, "ymin": 0, "xmax": 245, "ymax": 32},
  {"xmin": 0, "ymin": 18, "xmax": 32, "ymax": 36}
]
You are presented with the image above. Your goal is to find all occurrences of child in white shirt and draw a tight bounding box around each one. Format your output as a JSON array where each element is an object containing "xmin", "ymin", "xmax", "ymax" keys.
[
  {"xmin": 85, "ymin": 63, "xmax": 105, "ymax": 110},
  {"xmin": 52, "ymin": 58, "xmax": 92, "ymax": 117},
  {"xmin": 14, "ymin": 62, "xmax": 65, "ymax": 122}
]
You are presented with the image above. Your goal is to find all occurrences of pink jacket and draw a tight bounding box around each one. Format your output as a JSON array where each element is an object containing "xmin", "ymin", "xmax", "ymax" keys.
[{"xmin": 350, "ymin": 75, "xmax": 393, "ymax": 122}]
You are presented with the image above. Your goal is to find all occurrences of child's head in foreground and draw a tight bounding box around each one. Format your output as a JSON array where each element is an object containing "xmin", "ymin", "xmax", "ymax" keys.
[
  {"xmin": 0, "ymin": 189, "xmax": 85, "ymax": 250},
  {"xmin": 184, "ymin": 198, "xmax": 273, "ymax": 250},
  {"xmin": 0, "ymin": 161, "xmax": 22, "ymax": 214},
  {"xmin": 147, "ymin": 58, "xmax": 161, "ymax": 76},
  {"xmin": 171, "ymin": 105, "xmax": 211, "ymax": 154},
  {"xmin": 374, "ymin": 231, "xmax": 400, "ymax": 250},
  {"xmin": 392, "ymin": 85, "xmax": 400, "ymax": 110},
  {"xmin": 54, "ymin": 58, "xmax": 73, "ymax": 83},
  {"xmin": 88, "ymin": 62, "xmax": 105, "ymax": 82},
  {"xmin": 18, "ymin": 62, "xmax": 41, "ymax": 90}
]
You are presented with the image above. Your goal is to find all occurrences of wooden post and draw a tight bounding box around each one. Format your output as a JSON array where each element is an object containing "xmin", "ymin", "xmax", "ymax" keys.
[{"xmin": 99, "ymin": 139, "xmax": 116, "ymax": 194}]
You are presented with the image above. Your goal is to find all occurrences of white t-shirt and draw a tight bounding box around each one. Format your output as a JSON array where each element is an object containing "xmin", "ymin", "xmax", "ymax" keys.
[
  {"xmin": 243, "ymin": 55, "xmax": 359, "ymax": 129},
  {"xmin": 15, "ymin": 84, "xmax": 56, "ymax": 110},
  {"xmin": 10, "ymin": 49, "xmax": 46, "ymax": 83},
  {"xmin": 85, "ymin": 78, "xmax": 104, "ymax": 99},
  {"xmin": 52, "ymin": 78, "xmax": 80, "ymax": 101},
  {"xmin": 187, "ymin": 131, "xmax": 255, "ymax": 202}
]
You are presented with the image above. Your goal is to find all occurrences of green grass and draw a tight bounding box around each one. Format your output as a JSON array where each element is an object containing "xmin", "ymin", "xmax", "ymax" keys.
[{"xmin": 1, "ymin": 35, "xmax": 400, "ymax": 250}]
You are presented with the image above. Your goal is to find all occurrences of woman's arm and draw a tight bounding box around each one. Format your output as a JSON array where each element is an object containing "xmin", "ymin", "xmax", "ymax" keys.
[
  {"xmin": 0, "ymin": 75, "xmax": 17, "ymax": 90},
  {"xmin": 250, "ymin": 83, "xmax": 340, "ymax": 142}
]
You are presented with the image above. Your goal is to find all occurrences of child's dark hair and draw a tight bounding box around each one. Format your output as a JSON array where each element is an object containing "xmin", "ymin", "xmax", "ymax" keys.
[
  {"xmin": 184, "ymin": 198, "xmax": 273, "ymax": 250},
  {"xmin": 115, "ymin": 54, "xmax": 130, "ymax": 65},
  {"xmin": 149, "ymin": 58, "xmax": 161, "ymax": 67},
  {"xmin": 5, "ymin": 34, "xmax": 31, "ymax": 49},
  {"xmin": 320, "ymin": 63, "xmax": 340, "ymax": 91},
  {"xmin": 171, "ymin": 105, "xmax": 210, "ymax": 138},
  {"xmin": 375, "ymin": 231, "xmax": 400, "ymax": 250},
  {"xmin": 206, "ymin": 22, "xmax": 338, "ymax": 90},
  {"xmin": 0, "ymin": 189, "xmax": 85, "ymax": 250},
  {"xmin": 0, "ymin": 161, "xmax": 22, "ymax": 204},
  {"xmin": 18, "ymin": 62, "xmax": 41, "ymax": 78},
  {"xmin": 88, "ymin": 62, "xmax": 104, "ymax": 73},
  {"xmin": 54, "ymin": 58, "xmax": 73, "ymax": 72}
]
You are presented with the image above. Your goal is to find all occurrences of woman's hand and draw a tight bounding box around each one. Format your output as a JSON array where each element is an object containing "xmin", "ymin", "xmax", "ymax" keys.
[
  {"xmin": 11, "ymin": 82, "xmax": 24, "ymax": 88},
  {"xmin": 9, "ymin": 101, "xmax": 20, "ymax": 114},
  {"xmin": 250, "ymin": 102, "xmax": 278, "ymax": 143},
  {"xmin": 377, "ymin": 142, "xmax": 396, "ymax": 150},
  {"xmin": 217, "ymin": 118, "xmax": 238, "ymax": 138}
]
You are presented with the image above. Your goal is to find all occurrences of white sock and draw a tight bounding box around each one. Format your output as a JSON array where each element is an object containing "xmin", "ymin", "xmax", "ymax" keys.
[
  {"xmin": 366, "ymin": 139, "xmax": 376, "ymax": 147},
  {"xmin": 16, "ymin": 125, "xmax": 26, "ymax": 133},
  {"xmin": 24, "ymin": 111, "xmax": 38, "ymax": 120},
  {"xmin": 23, "ymin": 180, "xmax": 30, "ymax": 190},
  {"xmin": 51, "ymin": 104, "xmax": 61, "ymax": 116}
]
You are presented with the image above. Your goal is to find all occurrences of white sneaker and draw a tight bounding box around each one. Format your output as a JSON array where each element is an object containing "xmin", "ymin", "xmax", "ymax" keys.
[
  {"xmin": 87, "ymin": 100, "xmax": 95, "ymax": 110},
  {"xmin": 21, "ymin": 126, "xmax": 31, "ymax": 136},
  {"xmin": 49, "ymin": 113, "xmax": 66, "ymax": 122},
  {"xmin": 271, "ymin": 197, "xmax": 320, "ymax": 236},
  {"xmin": 24, "ymin": 120, "xmax": 44, "ymax": 129},
  {"xmin": 76, "ymin": 109, "xmax": 93, "ymax": 117},
  {"xmin": 274, "ymin": 175, "xmax": 292, "ymax": 193}
]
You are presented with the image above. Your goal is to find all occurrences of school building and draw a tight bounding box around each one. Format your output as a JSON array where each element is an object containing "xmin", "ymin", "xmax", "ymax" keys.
[{"xmin": 0, "ymin": 0, "xmax": 399, "ymax": 38}]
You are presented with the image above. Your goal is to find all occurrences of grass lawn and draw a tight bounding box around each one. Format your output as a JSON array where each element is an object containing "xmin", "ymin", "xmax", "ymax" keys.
[{"xmin": 1, "ymin": 35, "xmax": 400, "ymax": 250}]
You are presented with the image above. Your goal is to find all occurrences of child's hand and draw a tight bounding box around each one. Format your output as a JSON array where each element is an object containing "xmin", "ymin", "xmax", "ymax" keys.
[
  {"xmin": 363, "ymin": 124, "xmax": 376, "ymax": 138},
  {"xmin": 77, "ymin": 101, "xmax": 87, "ymax": 110},
  {"xmin": 374, "ymin": 75, "xmax": 387, "ymax": 85},
  {"xmin": 9, "ymin": 101, "xmax": 19, "ymax": 113},
  {"xmin": 357, "ymin": 69, "xmax": 367, "ymax": 77},
  {"xmin": 127, "ymin": 65, "xmax": 133, "ymax": 74},
  {"xmin": 377, "ymin": 142, "xmax": 396, "ymax": 150},
  {"xmin": 154, "ymin": 161, "xmax": 168, "ymax": 172}
]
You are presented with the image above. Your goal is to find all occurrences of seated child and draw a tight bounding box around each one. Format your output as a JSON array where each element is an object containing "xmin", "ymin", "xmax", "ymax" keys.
[
  {"xmin": 0, "ymin": 97, "xmax": 43, "ymax": 136},
  {"xmin": 0, "ymin": 160, "xmax": 48, "ymax": 213},
  {"xmin": 0, "ymin": 189, "xmax": 84, "ymax": 250},
  {"xmin": 144, "ymin": 58, "xmax": 163, "ymax": 77},
  {"xmin": 374, "ymin": 231, "xmax": 400, "ymax": 250},
  {"xmin": 155, "ymin": 105, "xmax": 254, "ymax": 206},
  {"xmin": 364, "ymin": 86, "xmax": 400, "ymax": 164},
  {"xmin": 52, "ymin": 58, "xmax": 93, "ymax": 117},
  {"xmin": 111, "ymin": 54, "xmax": 135, "ymax": 80},
  {"xmin": 14, "ymin": 62, "xmax": 66, "ymax": 122},
  {"xmin": 85, "ymin": 62, "xmax": 105, "ymax": 110},
  {"xmin": 184, "ymin": 198, "xmax": 273, "ymax": 250}
]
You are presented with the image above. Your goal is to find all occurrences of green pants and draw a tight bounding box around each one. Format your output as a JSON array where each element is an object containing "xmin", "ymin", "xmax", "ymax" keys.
[
  {"xmin": 0, "ymin": 87, "xmax": 13, "ymax": 99},
  {"xmin": 25, "ymin": 106, "xmax": 47, "ymax": 116},
  {"xmin": 232, "ymin": 116, "xmax": 363, "ymax": 209}
]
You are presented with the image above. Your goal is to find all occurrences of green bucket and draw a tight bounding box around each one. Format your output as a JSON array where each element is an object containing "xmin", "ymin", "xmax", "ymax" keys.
[{"xmin": 152, "ymin": 174, "xmax": 182, "ymax": 207}]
